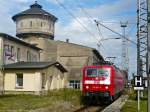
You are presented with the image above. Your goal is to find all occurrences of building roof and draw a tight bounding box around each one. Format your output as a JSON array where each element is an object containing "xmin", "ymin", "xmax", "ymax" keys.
[
  {"xmin": 3, "ymin": 61, "xmax": 67, "ymax": 73},
  {"xmin": 56, "ymin": 40, "xmax": 104, "ymax": 61},
  {"xmin": 0, "ymin": 33, "xmax": 42, "ymax": 51},
  {"xmin": 12, "ymin": 1, "xmax": 58, "ymax": 22}
]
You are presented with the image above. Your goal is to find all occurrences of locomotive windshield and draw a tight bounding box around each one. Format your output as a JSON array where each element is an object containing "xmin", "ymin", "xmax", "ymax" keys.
[
  {"xmin": 86, "ymin": 68, "xmax": 110, "ymax": 77},
  {"xmin": 98, "ymin": 68, "xmax": 110, "ymax": 77},
  {"xmin": 86, "ymin": 68, "xmax": 97, "ymax": 77}
]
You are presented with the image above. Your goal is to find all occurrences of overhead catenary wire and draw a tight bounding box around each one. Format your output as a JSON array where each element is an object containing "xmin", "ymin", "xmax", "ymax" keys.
[
  {"xmin": 99, "ymin": 21, "xmax": 136, "ymax": 24},
  {"xmin": 75, "ymin": 1, "xmax": 123, "ymax": 57},
  {"xmin": 74, "ymin": 1, "xmax": 111, "ymax": 55},
  {"xmin": 73, "ymin": 1, "xmax": 136, "ymax": 69},
  {"xmin": 75, "ymin": 2, "xmax": 94, "ymax": 24},
  {"xmin": 55, "ymin": 0, "xmax": 111, "ymax": 58},
  {"xmin": 77, "ymin": 3, "xmax": 108, "ymax": 52},
  {"xmin": 75, "ymin": 2, "xmax": 107, "ymax": 41},
  {"xmin": 94, "ymin": 20, "xmax": 138, "ymax": 46},
  {"xmin": 55, "ymin": 0, "xmax": 137, "ymax": 63},
  {"xmin": 126, "ymin": 23, "xmax": 137, "ymax": 37},
  {"xmin": 75, "ymin": 0, "xmax": 136, "ymax": 25},
  {"xmin": 55, "ymin": 0, "xmax": 101, "ymax": 43}
]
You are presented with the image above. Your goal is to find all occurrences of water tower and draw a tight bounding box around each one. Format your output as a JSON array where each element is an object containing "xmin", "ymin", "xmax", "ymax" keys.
[{"xmin": 12, "ymin": 1, "xmax": 57, "ymax": 40}]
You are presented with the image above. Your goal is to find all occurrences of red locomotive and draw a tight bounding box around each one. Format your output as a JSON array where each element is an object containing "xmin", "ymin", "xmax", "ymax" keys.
[{"xmin": 82, "ymin": 63, "xmax": 125, "ymax": 103}]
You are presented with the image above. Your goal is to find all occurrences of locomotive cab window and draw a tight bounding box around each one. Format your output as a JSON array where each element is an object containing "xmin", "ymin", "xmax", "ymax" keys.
[
  {"xmin": 98, "ymin": 68, "xmax": 110, "ymax": 77},
  {"xmin": 86, "ymin": 68, "xmax": 97, "ymax": 77}
]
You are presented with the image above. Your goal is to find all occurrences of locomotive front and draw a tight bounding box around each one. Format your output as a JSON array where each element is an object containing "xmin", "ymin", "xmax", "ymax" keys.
[{"xmin": 82, "ymin": 66, "xmax": 113, "ymax": 99}]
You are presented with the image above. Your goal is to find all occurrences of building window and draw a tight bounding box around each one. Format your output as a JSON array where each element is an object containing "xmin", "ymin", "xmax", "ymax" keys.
[
  {"xmin": 41, "ymin": 22, "xmax": 43, "ymax": 27},
  {"xmin": 20, "ymin": 22, "xmax": 23, "ymax": 27},
  {"xmin": 17, "ymin": 48, "xmax": 20, "ymax": 61},
  {"xmin": 16, "ymin": 73, "xmax": 23, "ymax": 88},
  {"xmin": 42, "ymin": 73, "xmax": 46, "ymax": 89},
  {"xmin": 10, "ymin": 46, "xmax": 14, "ymax": 56},
  {"xmin": 69, "ymin": 80, "xmax": 80, "ymax": 89},
  {"xmin": 4, "ymin": 45, "xmax": 9, "ymax": 51},
  {"xmin": 27, "ymin": 51, "xmax": 31, "ymax": 61},
  {"xmin": 4, "ymin": 44, "xmax": 9, "ymax": 54},
  {"xmin": 30, "ymin": 21, "xmax": 32, "ymax": 27}
]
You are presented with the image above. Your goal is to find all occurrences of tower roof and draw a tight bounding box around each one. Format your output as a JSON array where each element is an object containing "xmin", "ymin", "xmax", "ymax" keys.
[{"xmin": 12, "ymin": 1, "xmax": 58, "ymax": 22}]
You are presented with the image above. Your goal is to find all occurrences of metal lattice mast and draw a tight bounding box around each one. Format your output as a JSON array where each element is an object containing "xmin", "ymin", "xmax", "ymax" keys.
[
  {"xmin": 137, "ymin": 0, "xmax": 148, "ymax": 76},
  {"xmin": 121, "ymin": 22, "xmax": 129, "ymax": 72},
  {"xmin": 147, "ymin": 0, "xmax": 150, "ymax": 111}
]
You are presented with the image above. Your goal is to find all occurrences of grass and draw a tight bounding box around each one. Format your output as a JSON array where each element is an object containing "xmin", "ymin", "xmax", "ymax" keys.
[
  {"xmin": 0, "ymin": 89, "xmax": 82, "ymax": 111},
  {"xmin": 121, "ymin": 90, "xmax": 147, "ymax": 112}
]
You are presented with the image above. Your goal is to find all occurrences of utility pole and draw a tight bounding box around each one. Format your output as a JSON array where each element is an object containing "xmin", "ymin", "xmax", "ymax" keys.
[{"xmin": 120, "ymin": 21, "xmax": 129, "ymax": 73}]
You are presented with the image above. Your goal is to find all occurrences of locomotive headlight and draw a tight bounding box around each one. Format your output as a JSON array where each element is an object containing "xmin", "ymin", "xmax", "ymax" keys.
[
  {"xmin": 105, "ymin": 86, "xmax": 108, "ymax": 89},
  {"xmin": 86, "ymin": 86, "xmax": 89, "ymax": 89}
]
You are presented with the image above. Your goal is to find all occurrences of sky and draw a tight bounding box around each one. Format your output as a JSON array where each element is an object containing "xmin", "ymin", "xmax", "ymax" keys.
[{"xmin": 0, "ymin": 0, "xmax": 137, "ymax": 79}]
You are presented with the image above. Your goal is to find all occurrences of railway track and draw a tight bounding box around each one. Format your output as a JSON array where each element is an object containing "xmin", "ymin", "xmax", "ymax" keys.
[{"xmin": 73, "ymin": 105, "xmax": 106, "ymax": 112}]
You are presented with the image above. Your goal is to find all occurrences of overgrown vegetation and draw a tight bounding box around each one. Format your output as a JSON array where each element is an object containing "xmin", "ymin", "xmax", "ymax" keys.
[
  {"xmin": 0, "ymin": 89, "xmax": 82, "ymax": 111},
  {"xmin": 121, "ymin": 89, "xmax": 147, "ymax": 112}
]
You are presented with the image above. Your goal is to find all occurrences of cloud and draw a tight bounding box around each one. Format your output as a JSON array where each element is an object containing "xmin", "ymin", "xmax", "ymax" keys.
[
  {"xmin": 83, "ymin": 0, "xmax": 135, "ymax": 18},
  {"xmin": 0, "ymin": 0, "xmax": 36, "ymax": 35},
  {"xmin": 54, "ymin": 0, "xmax": 137, "ymax": 76},
  {"xmin": 10, "ymin": 0, "xmax": 29, "ymax": 3},
  {"xmin": 46, "ymin": 0, "xmax": 67, "ymax": 4}
]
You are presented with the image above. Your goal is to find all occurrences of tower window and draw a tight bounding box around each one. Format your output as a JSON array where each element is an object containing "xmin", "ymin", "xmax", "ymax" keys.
[
  {"xmin": 20, "ymin": 22, "xmax": 23, "ymax": 27},
  {"xmin": 41, "ymin": 22, "xmax": 43, "ymax": 27},
  {"xmin": 30, "ymin": 21, "xmax": 32, "ymax": 27}
]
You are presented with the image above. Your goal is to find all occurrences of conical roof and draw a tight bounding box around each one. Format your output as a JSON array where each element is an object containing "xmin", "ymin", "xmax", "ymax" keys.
[{"xmin": 12, "ymin": 1, "xmax": 57, "ymax": 21}]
